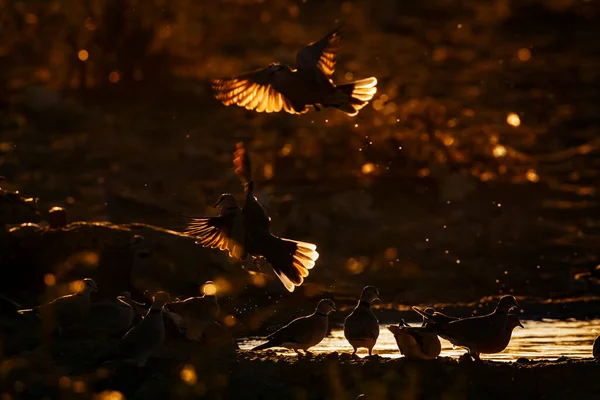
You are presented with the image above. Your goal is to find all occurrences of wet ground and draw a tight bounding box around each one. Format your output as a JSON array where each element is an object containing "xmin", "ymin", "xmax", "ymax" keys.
[{"xmin": 241, "ymin": 319, "xmax": 600, "ymax": 361}]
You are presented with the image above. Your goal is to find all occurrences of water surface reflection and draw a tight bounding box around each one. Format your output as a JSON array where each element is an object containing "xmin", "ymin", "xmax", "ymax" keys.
[{"xmin": 239, "ymin": 319, "xmax": 600, "ymax": 361}]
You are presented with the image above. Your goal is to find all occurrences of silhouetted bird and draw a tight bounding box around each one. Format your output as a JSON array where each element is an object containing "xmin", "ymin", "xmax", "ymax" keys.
[
  {"xmin": 413, "ymin": 295, "xmax": 520, "ymax": 361},
  {"xmin": 185, "ymin": 143, "xmax": 319, "ymax": 292},
  {"xmin": 387, "ymin": 307, "xmax": 441, "ymax": 360},
  {"xmin": 211, "ymin": 25, "xmax": 377, "ymax": 116},
  {"xmin": 344, "ymin": 286, "xmax": 381, "ymax": 356},
  {"xmin": 252, "ymin": 299, "xmax": 336, "ymax": 354}
]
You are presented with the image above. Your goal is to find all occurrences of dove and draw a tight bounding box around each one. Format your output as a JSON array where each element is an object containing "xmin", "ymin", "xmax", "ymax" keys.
[
  {"xmin": 100, "ymin": 291, "xmax": 170, "ymax": 367},
  {"xmin": 344, "ymin": 286, "xmax": 381, "ymax": 356},
  {"xmin": 84, "ymin": 291, "xmax": 135, "ymax": 335},
  {"xmin": 185, "ymin": 143, "xmax": 319, "ymax": 292},
  {"xmin": 17, "ymin": 278, "xmax": 98, "ymax": 332},
  {"xmin": 211, "ymin": 25, "xmax": 377, "ymax": 116},
  {"xmin": 387, "ymin": 309, "xmax": 441, "ymax": 360},
  {"xmin": 165, "ymin": 281, "xmax": 220, "ymax": 341},
  {"xmin": 251, "ymin": 299, "xmax": 336, "ymax": 355},
  {"xmin": 413, "ymin": 295, "xmax": 520, "ymax": 361},
  {"xmin": 474, "ymin": 312, "xmax": 523, "ymax": 356}
]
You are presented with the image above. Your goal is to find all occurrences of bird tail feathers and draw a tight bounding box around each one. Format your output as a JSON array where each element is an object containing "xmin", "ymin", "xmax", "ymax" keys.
[
  {"xmin": 261, "ymin": 236, "xmax": 319, "ymax": 292},
  {"xmin": 327, "ymin": 77, "xmax": 377, "ymax": 116}
]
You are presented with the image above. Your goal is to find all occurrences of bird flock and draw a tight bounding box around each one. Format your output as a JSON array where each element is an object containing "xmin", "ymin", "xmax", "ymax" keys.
[{"xmin": 5, "ymin": 25, "xmax": 597, "ymax": 372}]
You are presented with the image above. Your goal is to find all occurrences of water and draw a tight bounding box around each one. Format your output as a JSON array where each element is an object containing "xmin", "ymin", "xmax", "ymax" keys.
[{"xmin": 239, "ymin": 319, "xmax": 600, "ymax": 361}]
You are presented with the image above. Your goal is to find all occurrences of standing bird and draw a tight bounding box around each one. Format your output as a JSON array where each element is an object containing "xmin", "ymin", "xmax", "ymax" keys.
[
  {"xmin": 100, "ymin": 291, "xmax": 170, "ymax": 367},
  {"xmin": 210, "ymin": 25, "xmax": 377, "ymax": 116},
  {"xmin": 185, "ymin": 143, "xmax": 319, "ymax": 292},
  {"xmin": 18, "ymin": 278, "xmax": 98, "ymax": 333},
  {"xmin": 165, "ymin": 281, "xmax": 220, "ymax": 340},
  {"xmin": 84, "ymin": 291, "xmax": 135, "ymax": 336},
  {"xmin": 475, "ymin": 312, "xmax": 524, "ymax": 356},
  {"xmin": 413, "ymin": 295, "xmax": 520, "ymax": 361},
  {"xmin": 344, "ymin": 286, "xmax": 381, "ymax": 356},
  {"xmin": 387, "ymin": 308, "xmax": 441, "ymax": 360},
  {"xmin": 252, "ymin": 299, "xmax": 337, "ymax": 355}
]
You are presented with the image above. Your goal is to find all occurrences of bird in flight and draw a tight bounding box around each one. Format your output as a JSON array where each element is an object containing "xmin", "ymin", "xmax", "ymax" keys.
[
  {"xmin": 210, "ymin": 25, "xmax": 377, "ymax": 116},
  {"xmin": 184, "ymin": 143, "xmax": 319, "ymax": 292}
]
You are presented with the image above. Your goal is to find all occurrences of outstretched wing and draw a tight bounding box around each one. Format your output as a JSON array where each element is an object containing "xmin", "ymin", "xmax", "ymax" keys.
[
  {"xmin": 211, "ymin": 65, "xmax": 303, "ymax": 114},
  {"xmin": 184, "ymin": 211, "xmax": 246, "ymax": 260},
  {"xmin": 296, "ymin": 25, "xmax": 343, "ymax": 76}
]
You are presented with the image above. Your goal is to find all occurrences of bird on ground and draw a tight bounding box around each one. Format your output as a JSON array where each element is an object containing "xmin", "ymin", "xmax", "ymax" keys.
[
  {"xmin": 17, "ymin": 278, "xmax": 98, "ymax": 333},
  {"xmin": 413, "ymin": 295, "xmax": 520, "ymax": 361},
  {"xmin": 210, "ymin": 25, "xmax": 377, "ymax": 116},
  {"xmin": 474, "ymin": 312, "xmax": 523, "ymax": 356},
  {"xmin": 185, "ymin": 143, "xmax": 319, "ymax": 292},
  {"xmin": 100, "ymin": 291, "xmax": 171, "ymax": 367},
  {"xmin": 165, "ymin": 281, "xmax": 220, "ymax": 341},
  {"xmin": 344, "ymin": 286, "xmax": 381, "ymax": 356},
  {"xmin": 252, "ymin": 299, "xmax": 336, "ymax": 355},
  {"xmin": 84, "ymin": 291, "xmax": 135, "ymax": 335},
  {"xmin": 387, "ymin": 307, "xmax": 442, "ymax": 360}
]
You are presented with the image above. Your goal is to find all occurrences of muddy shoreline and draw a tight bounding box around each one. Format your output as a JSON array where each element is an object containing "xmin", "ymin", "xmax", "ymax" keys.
[{"xmin": 2, "ymin": 350, "xmax": 600, "ymax": 400}]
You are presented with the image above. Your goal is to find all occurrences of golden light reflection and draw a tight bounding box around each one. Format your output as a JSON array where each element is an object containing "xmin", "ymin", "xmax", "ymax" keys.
[
  {"xmin": 250, "ymin": 273, "xmax": 266, "ymax": 287},
  {"xmin": 108, "ymin": 71, "xmax": 120, "ymax": 83},
  {"xmin": 345, "ymin": 72, "xmax": 354, "ymax": 81},
  {"xmin": 180, "ymin": 364, "xmax": 197, "ymax": 385},
  {"xmin": 418, "ymin": 168, "xmax": 430, "ymax": 177},
  {"xmin": 72, "ymin": 381, "xmax": 86, "ymax": 393},
  {"xmin": 443, "ymin": 136, "xmax": 454, "ymax": 146},
  {"xmin": 58, "ymin": 376, "xmax": 70, "ymax": 388},
  {"xmin": 263, "ymin": 163, "xmax": 274, "ymax": 179},
  {"xmin": 70, "ymin": 280, "xmax": 85, "ymax": 293},
  {"xmin": 517, "ymin": 48, "xmax": 531, "ymax": 62},
  {"xmin": 526, "ymin": 169, "xmax": 540, "ymax": 182},
  {"xmin": 279, "ymin": 143, "xmax": 292, "ymax": 156},
  {"xmin": 202, "ymin": 282, "xmax": 217, "ymax": 296},
  {"xmin": 506, "ymin": 113, "xmax": 521, "ymax": 127},
  {"xmin": 384, "ymin": 247, "xmax": 397, "ymax": 261},
  {"xmin": 493, "ymin": 145, "xmax": 507, "ymax": 157},
  {"xmin": 25, "ymin": 13, "xmax": 38, "ymax": 24},
  {"xmin": 346, "ymin": 257, "xmax": 367, "ymax": 274},
  {"xmin": 78, "ymin": 50, "xmax": 89, "ymax": 62},
  {"xmin": 361, "ymin": 163, "xmax": 375, "ymax": 175},
  {"xmin": 95, "ymin": 390, "xmax": 124, "ymax": 400},
  {"xmin": 224, "ymin": 315, "xmax": 236, "ymax": 327},
  {"xmin": 44, "ymin": 273, "xmax": 56, "ymax": 286}
]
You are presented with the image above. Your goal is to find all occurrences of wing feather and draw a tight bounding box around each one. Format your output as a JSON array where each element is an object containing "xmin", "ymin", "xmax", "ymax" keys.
[{"xmin": 296, "ymin": 25, "xmax": 343, "ymax": 76}]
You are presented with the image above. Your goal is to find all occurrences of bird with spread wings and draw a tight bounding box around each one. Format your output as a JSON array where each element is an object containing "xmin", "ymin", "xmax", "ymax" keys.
[{"xmin": 211, "ymin": 25, "xmax": 377, "ymax": 116}]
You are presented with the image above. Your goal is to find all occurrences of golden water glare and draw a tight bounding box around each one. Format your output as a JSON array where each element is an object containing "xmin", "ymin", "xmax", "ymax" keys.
[{"xmin": 240, "ymin": 319, "xmax": 600, "ymax": 362}]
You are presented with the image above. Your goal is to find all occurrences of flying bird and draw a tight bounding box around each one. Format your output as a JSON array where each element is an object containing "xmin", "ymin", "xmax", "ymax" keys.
[
  {"xmin": 210, "ymin": 25, "xmax": 377, "ymax": 116},
  {"xmin": 252, "ymin": 298, "xmax": 337, "ymax": 354},
  {"xmin": 184, "ymin": 143, "xmax": 319, "ymax": 292}
]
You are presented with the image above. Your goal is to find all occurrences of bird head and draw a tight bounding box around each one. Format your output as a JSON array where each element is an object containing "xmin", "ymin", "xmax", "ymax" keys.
[
  {"xmin": 151, "ymin": 291, "xmax": 172, "ymax": 309},
  {"xmin": 316, "ymin": 299, "xmax": 337, "ymax": 314},
  {"xmin": 496, "ymin": 295, "xmax": 519, "ymax": 312},
  {"xmin": 360, "ymin": 286, "xmax": 381, "ymax": 303},
  {"xmin": 82, "ymin": 278, "xmax": 98, "ymax": 293},
  {"xmin": 214, "ymin": 193, "xmax": 238, "ymax": 209},
  {"xmin": 507, "ymin": 313, "xmax": 524, "ymax": 329}
]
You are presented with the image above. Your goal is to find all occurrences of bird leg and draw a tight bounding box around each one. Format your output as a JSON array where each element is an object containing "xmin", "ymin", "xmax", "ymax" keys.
[{"xmin": 368, "ymin": 348, "xmax": 373, "ymax": 357}]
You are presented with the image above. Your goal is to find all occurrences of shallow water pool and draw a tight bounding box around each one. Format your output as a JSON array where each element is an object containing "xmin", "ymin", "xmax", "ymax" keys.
[{"xmin": 239, "ymin": 319, "xmax": 600, "ymax": 361}]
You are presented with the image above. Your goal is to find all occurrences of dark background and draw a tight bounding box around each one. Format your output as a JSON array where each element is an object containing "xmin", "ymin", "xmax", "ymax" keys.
[{"xmin": 1, "ymin": 0, "xmax": 600, "ymax": 309}]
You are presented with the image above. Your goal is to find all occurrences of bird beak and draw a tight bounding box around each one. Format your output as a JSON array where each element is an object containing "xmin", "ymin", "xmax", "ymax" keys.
[
  {"xmin": 213, "ymin": 199, "xmax": 221, "ymax": 208},
  {"xmin": 375, "ymin": 296, "xmax": 382, "ymax": 302},
  {"xmin": 518, "ymin": 321, "xmax": 524, "ymax": 329}
]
